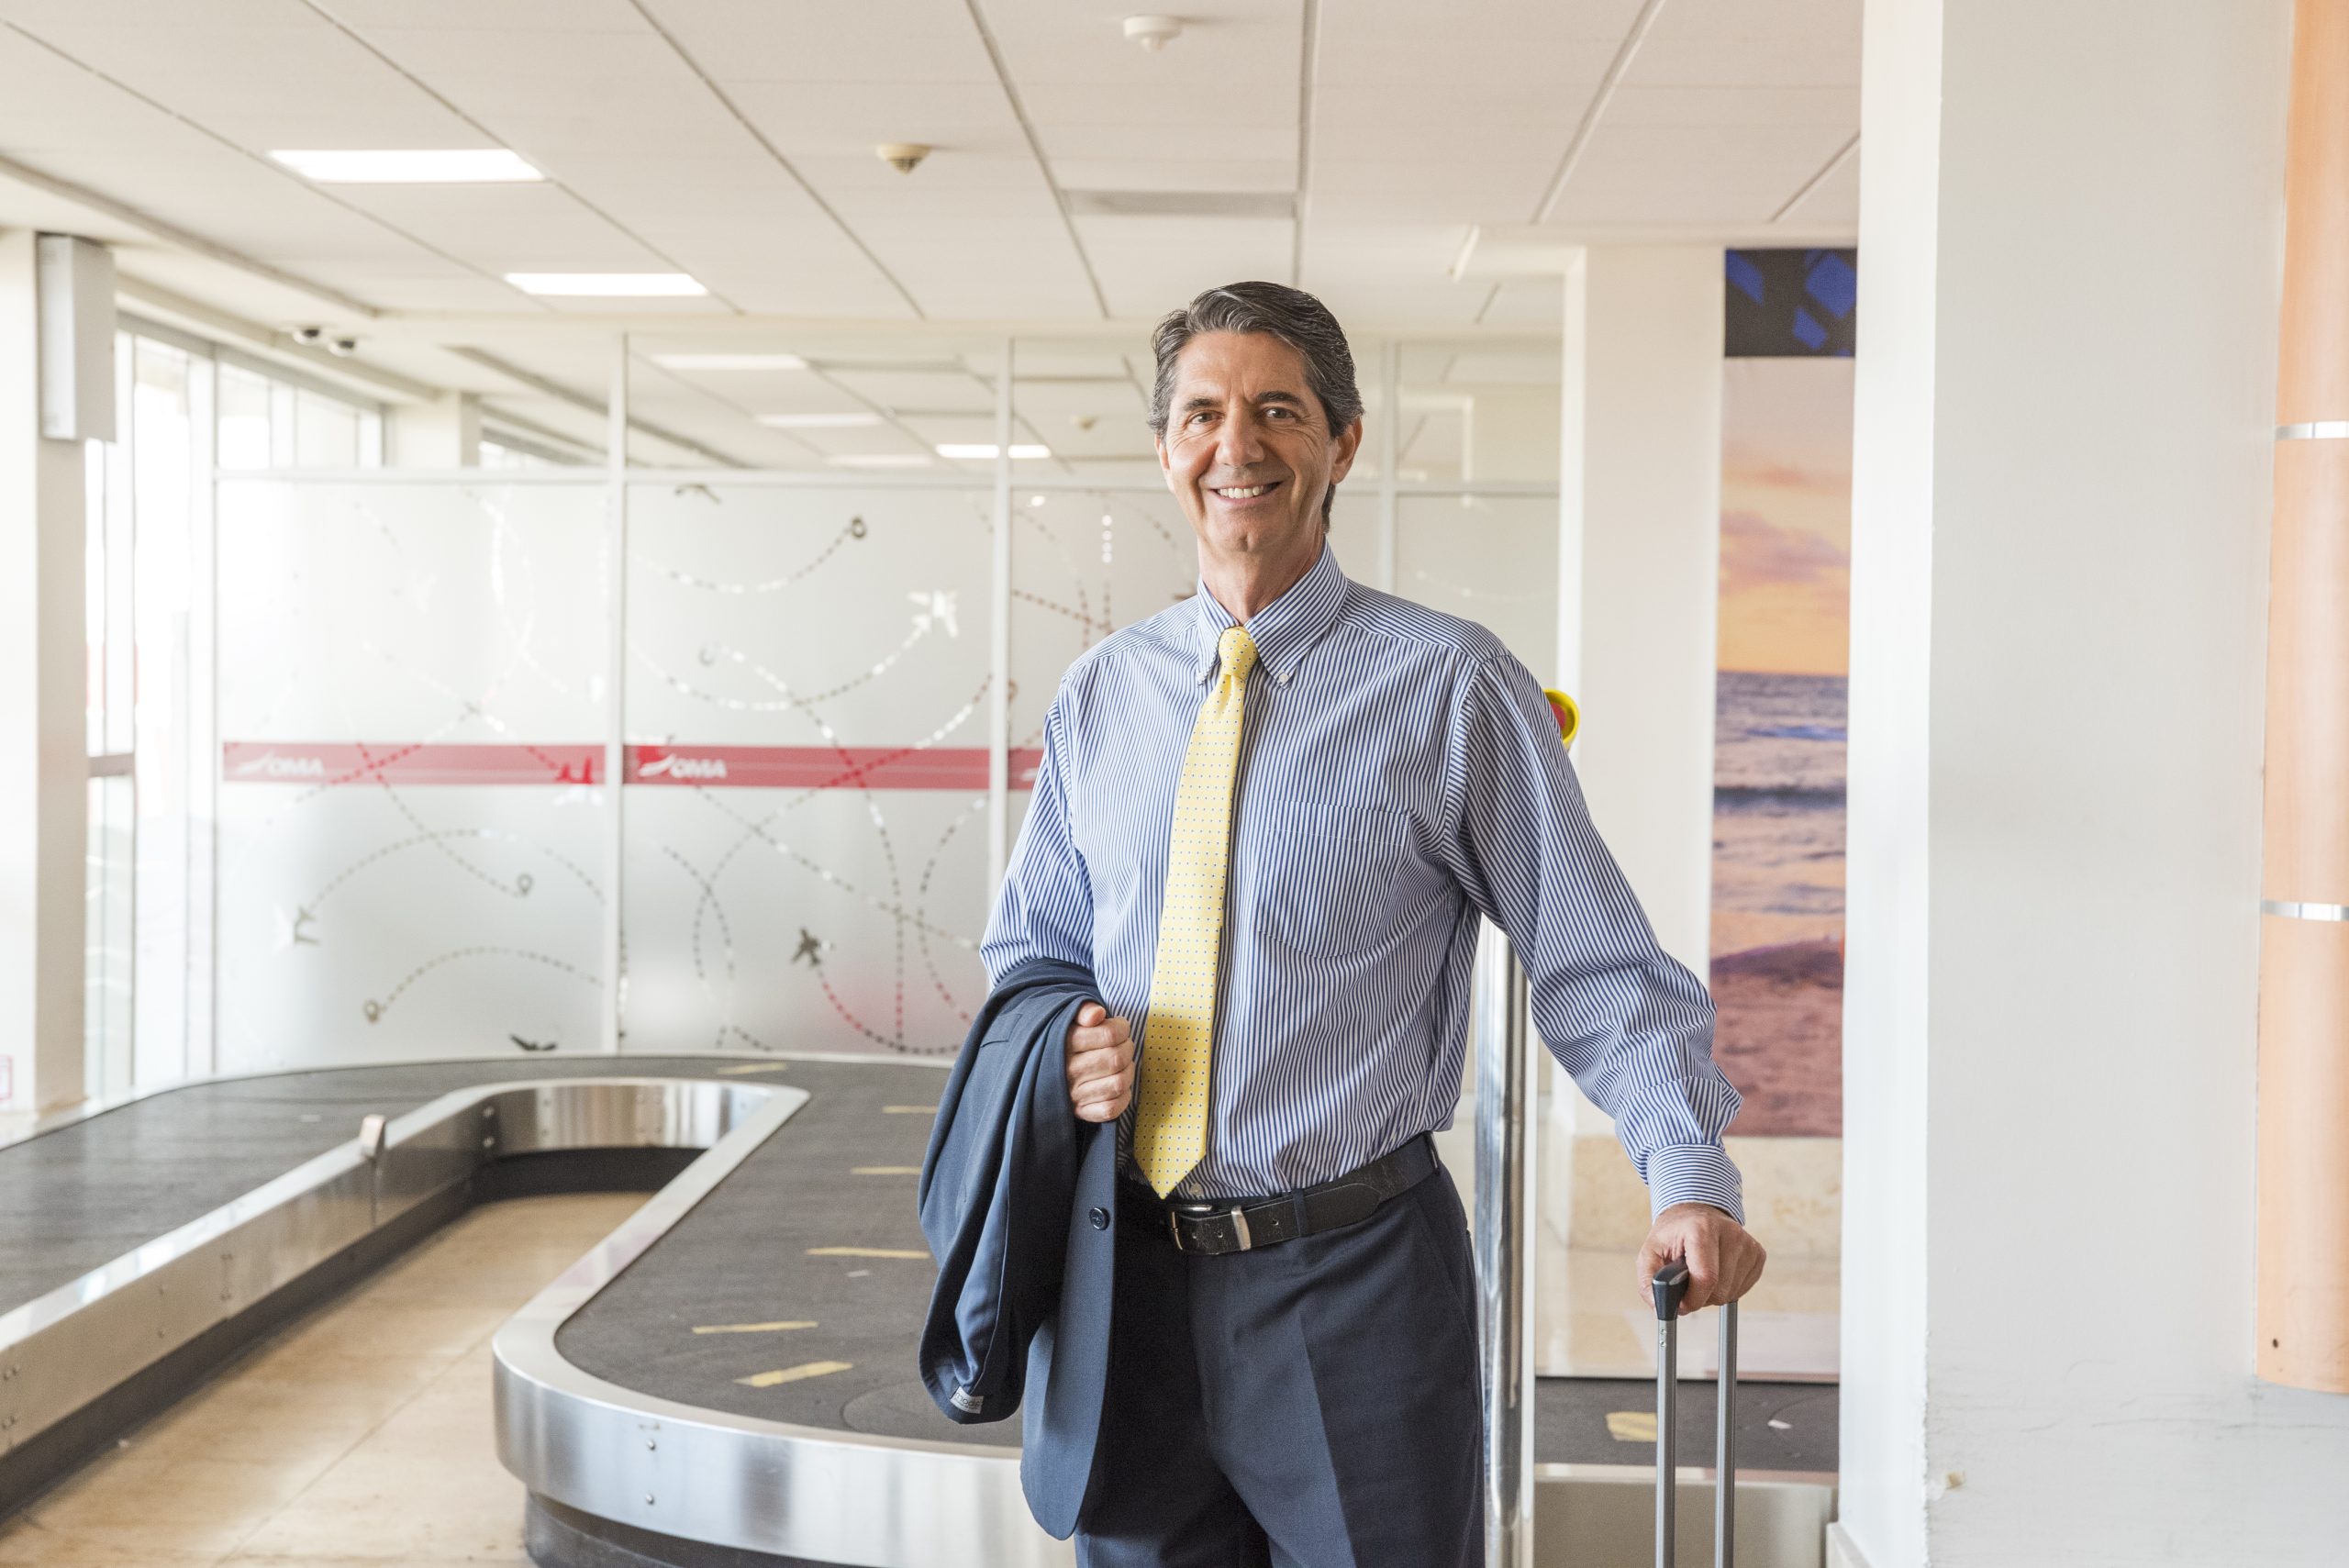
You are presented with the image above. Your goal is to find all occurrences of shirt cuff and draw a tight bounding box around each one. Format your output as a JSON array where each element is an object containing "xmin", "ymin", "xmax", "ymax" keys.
[{"xmin": 1643, "ymin": 1144, "xmax": 1744, "ymax": 1226}]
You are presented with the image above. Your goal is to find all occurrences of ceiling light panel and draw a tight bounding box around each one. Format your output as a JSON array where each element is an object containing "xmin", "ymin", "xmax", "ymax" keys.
[
  {"xmin": 756, "ymin": 412, "xmax": 882, "ymax": 429},
  {"xmin": 823, "ymin": 370, "xmax": 994, "ymax": 412},
  {"xmin": 653, "ymin": 353, "xmax": 809, "ymax": 370},
  {"xmin": 1063, "ymin": 189, "xmax": 1296, "ymax": 220},
  {"xmin": 937, "ymin": 443, "xmax": 1051, "ymax": 461},
  {"xmin": 506, "ymin": 272, "xmax": 707, "ymax": 296},
  {"xmin": 828, "ymin": 453, "xmax": 934, "ymax": 469},
  {"xmin": 268, "ymin": 149, "xmax": 543, "ymax": 183}
]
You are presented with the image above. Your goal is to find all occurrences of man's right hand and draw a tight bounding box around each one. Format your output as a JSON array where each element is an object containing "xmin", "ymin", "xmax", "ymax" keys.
[{"xmin": 1065, "ymin": 1001, "xmax": 1136, "ymax": 1123}]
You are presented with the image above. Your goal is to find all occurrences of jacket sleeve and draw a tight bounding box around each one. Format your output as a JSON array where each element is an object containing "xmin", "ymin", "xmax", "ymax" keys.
[
  {"xmin": 981, "ymin": 691, "xmax": 1094, "ymax": 981},
  {"xmin": 1436, "ymin": 651, "xmax": 1745, "ymax": 1222}
]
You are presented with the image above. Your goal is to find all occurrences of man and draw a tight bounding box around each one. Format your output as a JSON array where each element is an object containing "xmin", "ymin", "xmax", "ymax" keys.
[{"xmin": 979, "ymin": 281, "xmax": 1765, "ymax": 1566}]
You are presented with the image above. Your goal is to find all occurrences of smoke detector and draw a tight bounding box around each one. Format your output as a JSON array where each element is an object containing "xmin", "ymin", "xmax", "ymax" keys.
[
  {"xmin": 875, "ymin": 142, "xmax": 932, "ymax": 175},
  {"xmin": 1123, "ymin": 15, "xmax": 1183, "ymax": 51}
]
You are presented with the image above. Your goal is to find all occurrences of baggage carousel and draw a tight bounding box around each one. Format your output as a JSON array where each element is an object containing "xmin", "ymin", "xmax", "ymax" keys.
[{"xmin": 0, "ymin": 1056, "xmax": 1837, "ymax": 1567}]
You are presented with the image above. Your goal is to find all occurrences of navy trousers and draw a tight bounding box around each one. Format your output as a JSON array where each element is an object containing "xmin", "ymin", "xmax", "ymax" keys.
[{"xmin": 1074, "ymin": 1160, "xmax": 1484, "ymax": 1568}]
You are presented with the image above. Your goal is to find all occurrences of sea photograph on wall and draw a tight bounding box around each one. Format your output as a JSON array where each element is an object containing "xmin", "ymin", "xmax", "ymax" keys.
[{"xmin": 1712, "ymin": 248, "xmax": 1855, "ymax": 1137}]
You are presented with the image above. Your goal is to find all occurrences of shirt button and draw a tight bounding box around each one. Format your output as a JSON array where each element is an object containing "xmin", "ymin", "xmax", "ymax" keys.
[{"xmin": 1088, "ymin": 1207, "xmax": 1110, "ymax": 1230}]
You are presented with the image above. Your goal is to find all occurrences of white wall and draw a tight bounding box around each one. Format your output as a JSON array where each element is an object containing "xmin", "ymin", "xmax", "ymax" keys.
[
  {"xmin": 0, "ymin": 230, "xmax": 91, "ymax": 1113},
  {"xmin": 1558, "ymin": 246, "xmax": 1724, "ymax": 1139},
  {"xmin": 1842, "ymin": 3, "xmax": 2349, "ymax": 1562}
]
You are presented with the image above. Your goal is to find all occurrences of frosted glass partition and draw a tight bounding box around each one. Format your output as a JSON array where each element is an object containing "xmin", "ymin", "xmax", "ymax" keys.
[
  {"xmin": 1395, "ymin": 493, "xmax": 1561, "ymax": 681},
  {"xmin": 1005, "ymin": 487, "xmax": 1201, "ymax": 877},
  {"xmin": 216, "ymin": 480, "xmax": 608, "ymax": 1072},
  {"xmin": 1008, "ymin": 488, "xmax": 1199, "ymax": 739},
  {"xmin": 621, "ymin": 483, "xmax": 995, "ymax": 1057}
]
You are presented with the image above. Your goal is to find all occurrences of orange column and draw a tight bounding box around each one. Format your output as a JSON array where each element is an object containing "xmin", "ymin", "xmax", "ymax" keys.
[{"xmin": 2259, "ymin": 0, "xmax": 2349, "ymax": 1395}]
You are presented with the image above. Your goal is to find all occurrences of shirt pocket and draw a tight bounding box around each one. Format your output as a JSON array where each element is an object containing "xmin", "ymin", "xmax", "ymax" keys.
[{"xmin": 1251, "ymin": 805, "xmax": 1414, "ymax": 962}]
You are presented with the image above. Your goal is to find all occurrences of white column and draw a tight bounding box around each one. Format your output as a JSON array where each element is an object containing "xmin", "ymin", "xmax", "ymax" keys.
[
  {"xmin": 1564, "ymin": 246, "xmax": 1723, "ymax": 978},
  {"xmin": 1553, "ymin": 246, "xmax": 1724, "ymax": 1196},
  {"xmin": 1837, "ymin": 4, "xmax": 2348, "ymax": 1565},
  {"xmin": 0, "ymin": 230, "xmax": 91, "ymax": 1113},
  {"xmin": 1542, "ymin": 245, "xmax": 1724, "ymax": 1284},
  {"xmin": 389, "ymin": 391, "xmax": 480, "ymax": 467}
]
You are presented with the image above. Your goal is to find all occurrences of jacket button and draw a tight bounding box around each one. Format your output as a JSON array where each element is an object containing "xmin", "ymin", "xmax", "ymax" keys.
[{"xmin": 1087, "ymin": 1206, "xmax": 1110, "ymax": 1230}]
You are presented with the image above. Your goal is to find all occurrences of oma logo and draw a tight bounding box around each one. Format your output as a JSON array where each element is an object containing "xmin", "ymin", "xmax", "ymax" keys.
[
  {"xmin": 237, "ymin": 751, "xmax": 328, "ymax": 779},
  {"xmin": 641, "ymin": 753, "xmax": 729, "ymax": 781}
]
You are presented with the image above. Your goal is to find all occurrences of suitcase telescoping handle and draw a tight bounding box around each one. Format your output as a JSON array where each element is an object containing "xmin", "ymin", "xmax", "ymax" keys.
[{"xmin": 1651, "ymin": 1262, "xmax": 1738, "ymax": 1568}]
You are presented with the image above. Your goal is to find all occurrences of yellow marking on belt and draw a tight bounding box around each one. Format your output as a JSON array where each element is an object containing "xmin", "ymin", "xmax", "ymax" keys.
[
  {"xmin": 807, "ymin": 1247, "xmax": 929, "ymax": 1259},
  {"xmin": 716, "ymin": 1062, "xmax": 788, "ymax": 1076},
  {"xmin": 852, "ymin": 1165, "xmax": 920, "ymax": 1174},
  {"xmin": 735, "ymin": 1361, "xmax": 852, "ymax": 1388},
  {"xmin": 1607, "ymin": 1411, "xmax": 1659, "ymax": 1443},
  {"xmin": 882, "ymin": 1105, "xmax": 933, "ymax": 1114},
  {"xmin": 693, "ymin": 1320, "xmax": 816, "ymax": 1335}
]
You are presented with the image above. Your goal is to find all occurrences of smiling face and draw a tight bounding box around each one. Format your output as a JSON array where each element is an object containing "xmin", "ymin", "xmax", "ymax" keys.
[{"xmin": 1155, "ymin": 330, "xmax": 1362, "ymax": 579}]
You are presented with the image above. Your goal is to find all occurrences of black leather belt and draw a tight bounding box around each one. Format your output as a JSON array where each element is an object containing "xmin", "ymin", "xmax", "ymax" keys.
[{"xmin": 1118, "ymin": 1134, "xmax": 1437, "ymax": 1256}]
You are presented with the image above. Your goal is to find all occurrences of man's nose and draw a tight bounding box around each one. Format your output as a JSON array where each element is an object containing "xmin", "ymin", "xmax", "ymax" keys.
[{"xmin": 1213, "ymin": 408, "xmax": 1266, "ymax": 469}]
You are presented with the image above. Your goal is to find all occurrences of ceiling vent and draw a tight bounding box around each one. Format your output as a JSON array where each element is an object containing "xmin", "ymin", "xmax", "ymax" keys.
[{"xmin": 1064, "ymin": 190, "xmax": 1297, "ymax": 220}]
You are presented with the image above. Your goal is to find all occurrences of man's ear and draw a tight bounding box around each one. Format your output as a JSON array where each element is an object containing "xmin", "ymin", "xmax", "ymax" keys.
[{"xmin": 1328, "ymin": 417, "xmax": 1364, "ymax": 486}]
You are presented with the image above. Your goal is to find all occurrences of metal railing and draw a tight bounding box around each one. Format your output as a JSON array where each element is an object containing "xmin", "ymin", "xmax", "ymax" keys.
[{"xmin": 1473, "ymin": 921, "xmax": 1534, "ymax": 1568}]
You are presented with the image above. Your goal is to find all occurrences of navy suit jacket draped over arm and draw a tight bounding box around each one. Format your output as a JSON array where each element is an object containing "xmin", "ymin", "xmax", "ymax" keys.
[{"xmin": 917, "ymin": 955, "xmax": 1121, "ymax": 1538}]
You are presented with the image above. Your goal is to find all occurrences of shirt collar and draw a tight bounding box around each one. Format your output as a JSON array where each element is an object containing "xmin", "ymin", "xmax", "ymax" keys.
[{"xmin": 1188, "ymin": 541, "xmax": 1349, "ymax": 687}]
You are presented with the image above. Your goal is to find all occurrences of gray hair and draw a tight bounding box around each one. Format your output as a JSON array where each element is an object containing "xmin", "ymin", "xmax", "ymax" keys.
[{"xmin": 1147, "ymin": 282, "xmax": 1364, "ymax": 522}]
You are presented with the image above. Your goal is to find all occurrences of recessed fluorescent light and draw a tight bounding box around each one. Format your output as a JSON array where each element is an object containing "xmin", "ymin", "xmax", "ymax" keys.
[
  {"xmin": 506, "ymin": 272, "xmax": 707, "ymax": 297},
  {"xmin": 937, "ymin": 442, "xmax": 1051, "ymax": 461},
  {"xmin": 827, "ymin": 452, "xmax": 933, "ymax": 469},
  {"xmin": 655, "ymin": 352, "xmax": 808, "ymax": 371},
  {"xmin": 757, "ymin": 412, "xmax": 883, "ymax": 429},
  {"xmin": 270, "ymin": 149, "xmax": 542, "ymax": 183},
  {"xmin": 1065, "ymin": 188, "xmax": 1295, "ymax": 220}
]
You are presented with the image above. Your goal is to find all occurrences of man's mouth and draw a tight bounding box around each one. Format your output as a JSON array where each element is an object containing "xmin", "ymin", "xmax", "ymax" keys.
[{"xmin": 1210, "ymin": 481, "xmax": 1280, "ymax": 500}]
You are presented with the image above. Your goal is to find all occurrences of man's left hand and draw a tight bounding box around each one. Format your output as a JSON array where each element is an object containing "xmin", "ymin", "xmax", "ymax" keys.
[{"xmin": 1634, "ymin": 1203, "xmax": 1766, "ymax": 1315}]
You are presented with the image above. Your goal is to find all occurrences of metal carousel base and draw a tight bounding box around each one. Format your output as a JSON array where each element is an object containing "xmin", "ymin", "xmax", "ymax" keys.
[{"xmin": 0, "ymin": 1054, "xmax": 1835, "ymax": 1568}]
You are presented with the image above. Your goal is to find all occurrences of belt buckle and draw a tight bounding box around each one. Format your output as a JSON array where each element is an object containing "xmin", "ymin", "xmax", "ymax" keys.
[{"xmin": 1166, "ymin": 1201, "xmax": 1253, "ymax": 1253}]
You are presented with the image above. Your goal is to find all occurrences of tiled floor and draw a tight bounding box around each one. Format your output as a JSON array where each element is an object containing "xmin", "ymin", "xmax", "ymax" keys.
[
  {"xmin": 0, "ymin": 1191, "xmax": 642, "ymax": 1568},
  {"xmin": 1433, "ymin": 1108, "xmax": 1842, "ymax": 1382}
]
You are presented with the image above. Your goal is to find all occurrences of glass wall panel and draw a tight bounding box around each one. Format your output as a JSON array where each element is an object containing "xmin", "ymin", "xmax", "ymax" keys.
[
  {"xmin": 85, "ymin": 431, "xmax": 134, "ymax": 759},
  {"xmin": 215, "ymin": 481, "xmax": 608, "ymax": 1071},
  {"xmin": 84, "ymin": 772, "xmax": 136, "ymax": 1100},
  {"xmin": 621, "ymin": 482, "xmax": 994, "ymax": 1057},
  {"xmin": 1395, "ymin": 493, "xmax": 1560, "ymax": 680},
  {"xmin": 218, "ymin": 364, "xmax": 273, "ymax": 471},
  {"xmin": 1002, "ymin": 485, "xmax": 1197, "ymax": 984},
  {"xmin": 1397, "ymin": 341, "xmax": 1563, "ymax": 486},
  {"xmin": 295, "ymin": 389, "xmax": 360, "ymax": 468},
  {"xmin": 84, "ymin": 770, "xmax": 137, "ymax": 1089},
  {"xmin": 129, "ymin": 339, "xmax": 208, "ymax": 1089}
]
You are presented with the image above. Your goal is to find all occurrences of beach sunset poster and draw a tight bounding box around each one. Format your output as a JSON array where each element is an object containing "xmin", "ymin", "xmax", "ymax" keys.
[{"xmin": 1711, "ymin": 354, "xmax": 1853, "ymax": 1137}]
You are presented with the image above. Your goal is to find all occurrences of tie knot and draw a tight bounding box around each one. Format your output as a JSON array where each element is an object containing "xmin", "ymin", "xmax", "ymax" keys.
[{"xmin": 1219, "ymin": 626, "xmax": 1258, "ymax": 680}]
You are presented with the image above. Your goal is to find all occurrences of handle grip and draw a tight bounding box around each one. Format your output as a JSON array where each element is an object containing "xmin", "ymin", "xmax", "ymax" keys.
[
  {"xmin": 1651, "ymin": 1264, "xmax": 1738, "ymax": 1568},
  {"xmin": 1651, "ymin": 1259, "xmax": 1690, "ymax": 1320}
]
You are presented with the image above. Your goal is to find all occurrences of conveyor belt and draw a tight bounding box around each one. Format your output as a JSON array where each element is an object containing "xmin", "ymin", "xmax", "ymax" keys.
[
  {"xmin": 552, "ymin": 1060, "xmax": 959, "ymax": 1443},
  {"xmin": 0, "ymin": 1056, "xmax": 746, "ymax": 1314},
  {"xmin": 550, "ymin": 1059, "xmax": 1840, "ymax": 1473}
]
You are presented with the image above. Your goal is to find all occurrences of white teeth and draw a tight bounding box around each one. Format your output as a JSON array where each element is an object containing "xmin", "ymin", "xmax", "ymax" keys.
[{"xmin": 1216, "ymin": 484, "xmax": 1271, "ymax": 498}]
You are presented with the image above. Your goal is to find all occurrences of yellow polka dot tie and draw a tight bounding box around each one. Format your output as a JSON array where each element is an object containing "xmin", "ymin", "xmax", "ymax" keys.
[{"xmin": 1133, "ymin": 625, "xmax": 1258, "ymax": 1197}]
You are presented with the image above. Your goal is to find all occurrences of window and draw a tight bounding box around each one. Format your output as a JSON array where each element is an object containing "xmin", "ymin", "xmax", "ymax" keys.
[{"xmin": 216, "ymin": 360, "xmax": 383, "ymax": 472}]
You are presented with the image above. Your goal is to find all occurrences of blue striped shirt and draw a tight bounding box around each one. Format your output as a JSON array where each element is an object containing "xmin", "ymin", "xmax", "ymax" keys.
[{"xmin": 981, "ymin": 542, "xmax": 1742, "ymax": 1220}]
